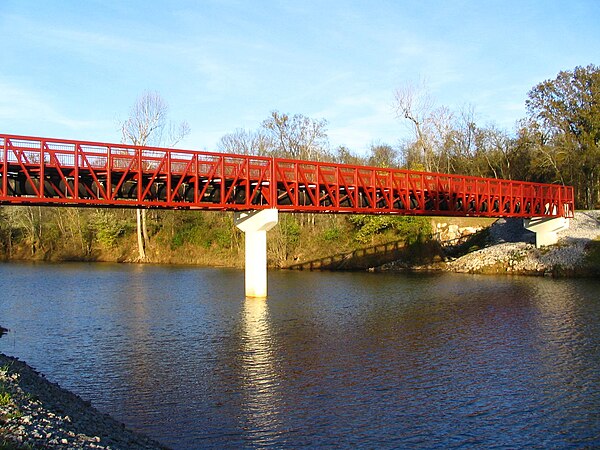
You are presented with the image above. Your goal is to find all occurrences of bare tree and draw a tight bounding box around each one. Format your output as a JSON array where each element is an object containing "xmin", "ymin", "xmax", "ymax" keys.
[
  {"xmin": 217, "ymin": 128, "xmax": 273, "ymax": 155},
  {"xmin": 394, "ymin": 81, "xmax": 435, "ymax": 170},
  {"xmin": 120, "ymin": 91, "xmax": 190, "ymax": 261},
  {"xmin": 261, "ymin": 111, "xmax": 329, "ymax": 161},
  {"xmin": 368, "ymin": 143, "xmax": 399, "ymax": 168}
]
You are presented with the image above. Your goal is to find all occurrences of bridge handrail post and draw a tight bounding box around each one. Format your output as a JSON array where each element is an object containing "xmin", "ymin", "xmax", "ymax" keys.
[
  {"xmin": 2, "ymin": 136, "xmax": 7, "ymax": 197},
  {"xmin": 39, "ymin": 139, "xmax": 45, "ymax": 198},
  {"xmin": 166, "ymin": 151, "xmax": 172, "ymax": 203},
  {"xmin": 73, "ymin": 144, "xmax": 79, "ymax": 199},
  {"xmin": 271, "ymin": 156, "xmax": 277, "ymax": 208}
]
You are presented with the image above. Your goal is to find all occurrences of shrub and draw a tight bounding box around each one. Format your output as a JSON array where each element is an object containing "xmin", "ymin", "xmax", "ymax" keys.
[
  {"xmin": 349, "ymin": 215, "xmax": 431, "ymax": 243},
  {"xmin": 322, "ymin": 227, "xmax": 341, "ymax": 241},
  {"xmin": 91, "ymin": 210, "xmax": 128, "ymax": 248}
]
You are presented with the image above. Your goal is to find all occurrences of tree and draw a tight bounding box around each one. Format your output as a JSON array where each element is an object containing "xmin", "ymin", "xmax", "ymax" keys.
[
  {"xmin": 333, "ymin": 145, "xmax": 366, "ymax": 166},
  {"xmin": 120, "ymin": 91, "xmax": 190, "ymax": 261},
  {"xmin": 394, "ymin": 81, "xmax": 437, "ymax": 171},
  {"xmin": 394, "ymin": 82, "xmax": 464, "ymax": 173},
  {"xmin": 525, "ymin": 64, "xmax": 600, "ymax": 208},
  {"xmin": 475, "ymin": 126, "xmax": 513, "ymax": 180},
  {"xmin": 261, "ymin": 111, "xmax": 329, "ymax": 160},
  {"xmin": 217, "ymin": 128, "xmax": 273, "ymax": 155},
  {"xmin": 368, "ymin": 143, "xmax": 399, "ymax": 168}
]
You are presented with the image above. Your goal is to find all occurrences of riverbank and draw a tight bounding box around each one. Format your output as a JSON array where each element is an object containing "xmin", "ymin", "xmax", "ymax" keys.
[
  {"xmin": 381, "ymin": 211, "xmax": 600, "ymax": 276},
  {"xmin": 0, "ymin": 353, "xmax": 168, "ymax": 450}
]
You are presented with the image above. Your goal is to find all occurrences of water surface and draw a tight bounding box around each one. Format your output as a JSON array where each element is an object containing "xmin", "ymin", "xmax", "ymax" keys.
[{"xmin": 0, "ymin": 262, "xmax": 599, "ymax": 448}]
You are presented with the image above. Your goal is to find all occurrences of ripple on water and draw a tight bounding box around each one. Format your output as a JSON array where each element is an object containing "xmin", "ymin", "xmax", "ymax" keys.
[{"xmin": 0, "ymin": 265, "xmax": 599, "ymax": 448}]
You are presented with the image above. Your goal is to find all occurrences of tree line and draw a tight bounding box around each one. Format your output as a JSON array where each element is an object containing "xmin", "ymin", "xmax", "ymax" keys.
[
  {"xmin": 218, "ymin": 64, "xmax": 599, "ymax": 209},
  {"xmin": 0, "ymin": 64, "xmax": 597, "ymax": 265}
]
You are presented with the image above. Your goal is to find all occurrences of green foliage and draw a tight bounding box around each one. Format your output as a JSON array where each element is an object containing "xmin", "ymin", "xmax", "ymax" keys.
[
  {"xmin": 322, "ymin": 226, "xmax": 341, "ymax": 242},
  {"xmin": 268, "ymin": 215, "xmax": 302, "ymax": 265},
  {"xmin": 393, "ymin": 216, "xmax": 432, "ymax": 242},
  {"xmin": 169, "ymin": 212, "xmax": 237, "ymax": 250},
  {"xmin": 395, "ymin": 65, "xmax": 600, "ymax": 208},
  {"xmin": 279, "ymin": 216, "xmax": 301, "ymax": 246},
  {"xmin": 0, "ymin": 436, "xmax": 30, "ymax": 450},
  {"xmin": 91, "ymin": 210, "xmax": 128, "ymax": 248},
  {"xmin": 0, "ymin": 386, "xmax": 11, "ymax": 406},
  {"xmin": 1, "ymin": 66, "xmax": 599, "ymax": 264},
  {"xmin": 526, "ymin": 64, "xmax": 600, "ymax": 208},
  {"xmin": 213, "ymin": 228, "xmax": 233, "ymax": 249},
  {"xmin": 0, "ymin": 209, "xmax": 9, "ymax": 242},
  {"xmin": 349, "ymin": 215, "xmax": 431, "ymax": 244},
  {"xmin": 170, "ymin": 213, "xmax": 205, "ymax": 249}
]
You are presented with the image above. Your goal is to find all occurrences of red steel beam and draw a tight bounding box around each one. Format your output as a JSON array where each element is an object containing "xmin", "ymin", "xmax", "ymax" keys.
[{"xmin": 0, "ymin": 134, "xmax": 575, "ymax": 218}]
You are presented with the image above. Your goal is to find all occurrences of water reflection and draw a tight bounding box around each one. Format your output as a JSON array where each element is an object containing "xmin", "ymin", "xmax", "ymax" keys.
[
  {"xmin": 122, "ymin": 268, "xmax": 154, "ymax": 421},
  {"xmin": 531, "ymin": 281, "xmax": 589, "ymax": 378},
  {"xmin": 238, "ymin": 297, "xmax": 284, "ymax": 443},
  {"xmin": 1, "ymin": 264, "xmax": 599, "ymax": 448}
]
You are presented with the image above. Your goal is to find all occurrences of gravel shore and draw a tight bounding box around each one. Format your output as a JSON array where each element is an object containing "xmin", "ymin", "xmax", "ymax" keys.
[
  {"xmin": 0, "ymin": 353, "xmax": 168, "ymax": 450},
  {"xmin": 446, "ymin": 210, "xmax": 600, "ymax": 275},
  {"xmin": 383, "ymin": 211, "xmax": 600, "ymax": 275}
]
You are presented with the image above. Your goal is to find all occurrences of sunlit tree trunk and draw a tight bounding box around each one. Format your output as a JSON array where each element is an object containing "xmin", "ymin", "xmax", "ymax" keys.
[
  {"xmin": 120, "ymin": 91, "xmax": 189, "ymax": 262},
  {"xmin": 136, "ymin": 208, "xmax": 147, "ymax": 261}
]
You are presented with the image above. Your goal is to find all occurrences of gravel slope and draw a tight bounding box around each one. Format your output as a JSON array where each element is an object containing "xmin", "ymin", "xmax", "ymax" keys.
[
  {"xmin": 445, "ymin": 211, "xmax": 600, "ymax": 274},
  {"xmin": 0, "ymin": 353, "xmax": 168, "ymax": 450}
]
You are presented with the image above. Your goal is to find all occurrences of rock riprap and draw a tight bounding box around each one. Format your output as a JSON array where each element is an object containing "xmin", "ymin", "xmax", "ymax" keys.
[
  {"xmin": 0, "ymin": 353, "xmax": 168, "ymax": 450},
  {"xmin": 446, "ymin": 211, "xmax": 600, "ymax": 274}
]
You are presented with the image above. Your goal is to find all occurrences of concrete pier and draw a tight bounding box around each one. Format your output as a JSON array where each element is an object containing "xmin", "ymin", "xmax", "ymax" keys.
[
  {"xmin": 234, "ymin": 209, "xmax": 279, "ymax": 298},
  {"xmin": 524, "ymin": 216, "xmax": 569, "ymax": 248}
]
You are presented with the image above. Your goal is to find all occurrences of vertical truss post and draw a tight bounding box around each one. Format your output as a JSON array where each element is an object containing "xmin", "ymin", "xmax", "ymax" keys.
[{"xmin": 2, "ymin": 137, "xmax": 7, "ymax": 197}]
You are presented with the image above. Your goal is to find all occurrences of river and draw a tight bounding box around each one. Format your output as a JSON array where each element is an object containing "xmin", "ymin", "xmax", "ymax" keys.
[{"xmin": 0, "ymin": 262, "xmax": 599, "ymax": 448}]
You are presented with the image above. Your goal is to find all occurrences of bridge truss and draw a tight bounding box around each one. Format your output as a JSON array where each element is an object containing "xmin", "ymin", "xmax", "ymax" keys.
[{"xmin": 0, "ymin": 134, "xmax": 574, "ymax": 218}]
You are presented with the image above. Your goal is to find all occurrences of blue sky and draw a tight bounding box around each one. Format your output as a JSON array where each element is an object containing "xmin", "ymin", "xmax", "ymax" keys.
[{"xmin": 1, "ymin": 0, "xmax": 599, "ymax": 155}]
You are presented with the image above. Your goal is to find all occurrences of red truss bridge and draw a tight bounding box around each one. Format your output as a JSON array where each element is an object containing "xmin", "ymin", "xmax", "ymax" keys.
[{"xmin": 0, "ymin": 134, "xmax": 574, "ymax": 218}]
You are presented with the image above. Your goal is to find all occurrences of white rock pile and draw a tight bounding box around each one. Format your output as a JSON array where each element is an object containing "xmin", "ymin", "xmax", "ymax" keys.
[
  {"xmin": 0, "ymin": 353, "xmax": 167, "ymax": 450},
  {"xmin": 446, "ymin": 211, "xmax": 600, "ymax": 274},
  {"xmin": 434, "ymin": 222, "xmax": 483, "ymax": 245}
]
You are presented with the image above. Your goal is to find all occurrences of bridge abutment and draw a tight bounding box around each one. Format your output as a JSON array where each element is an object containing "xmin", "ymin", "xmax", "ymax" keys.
[
  {"xmin": 234, "ymin": 209, "xmax": 279, "ymax": 298},
  {"xmin": 524, "ymin": 217, "xmax": 569, "ymax": 248}
]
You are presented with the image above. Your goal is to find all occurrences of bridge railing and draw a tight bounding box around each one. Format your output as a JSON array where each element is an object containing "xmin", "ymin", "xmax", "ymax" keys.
[
  {"xmin": 0, "ymin": 134, "xmax": 574, "ymax": 218},
  {"xmin": 271, "ymin": 157, "xmax": 574, "ymax": 217}
]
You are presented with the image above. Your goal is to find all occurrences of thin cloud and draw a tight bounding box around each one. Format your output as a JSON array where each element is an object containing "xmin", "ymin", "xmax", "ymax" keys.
[{"xmin": 0, "ymin": 79, "xmax": 108, "ymax": 132}]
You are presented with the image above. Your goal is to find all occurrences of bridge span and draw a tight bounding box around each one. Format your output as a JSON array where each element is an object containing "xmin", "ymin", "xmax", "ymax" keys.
[{"xmin": 0, "ymin": 134, "xmax": 575, "ymax": 296}]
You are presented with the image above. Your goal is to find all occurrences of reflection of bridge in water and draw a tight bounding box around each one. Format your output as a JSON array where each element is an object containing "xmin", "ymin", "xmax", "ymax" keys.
[{"xmin": 0, "ymin": 134, "xmax": 575, "ymax": 296}]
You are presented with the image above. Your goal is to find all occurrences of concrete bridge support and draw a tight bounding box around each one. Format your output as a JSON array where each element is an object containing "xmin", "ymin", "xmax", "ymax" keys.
[
  {"xmin": 234, "ymin": 209, "xmax": 279, "ymax": 298},
  {"xmin": 524, "ymin": 217, "xmax": 569, "ymax": 248}
]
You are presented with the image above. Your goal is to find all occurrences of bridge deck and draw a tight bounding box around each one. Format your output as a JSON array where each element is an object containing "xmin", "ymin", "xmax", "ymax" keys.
[{"xmin": 0, "ymin": 134, "xmax": 574, "ymax": 218}]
